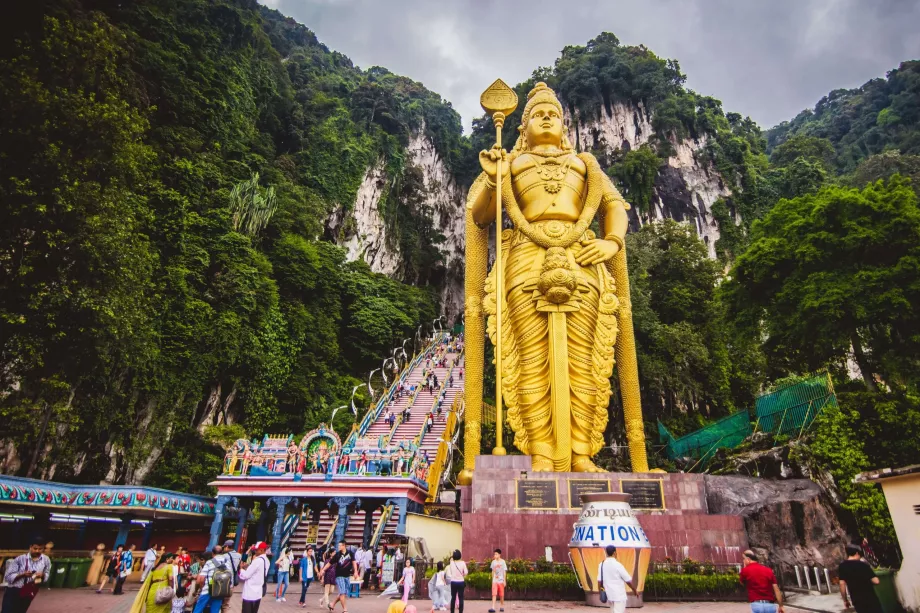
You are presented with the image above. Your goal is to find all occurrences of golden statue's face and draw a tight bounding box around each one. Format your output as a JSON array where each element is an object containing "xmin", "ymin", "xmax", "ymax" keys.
[{"xmin": 525, "ymin": 102, "xmax": 563, "ymax": 148}]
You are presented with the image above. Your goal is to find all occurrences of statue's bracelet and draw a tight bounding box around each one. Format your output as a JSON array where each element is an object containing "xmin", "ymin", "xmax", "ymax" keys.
[
  {"xmin": 603, "ymin": 234, "xmax": 625, "ymax": 250},
  {"xmin": 484, "ymin": 177, "xmax": 496, "ymax": 190}
]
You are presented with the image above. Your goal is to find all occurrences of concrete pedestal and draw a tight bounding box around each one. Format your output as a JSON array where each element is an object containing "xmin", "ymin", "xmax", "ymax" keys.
[{"xmin": 461, "ymin": 455, "xmax": 748, "ymax": 564}]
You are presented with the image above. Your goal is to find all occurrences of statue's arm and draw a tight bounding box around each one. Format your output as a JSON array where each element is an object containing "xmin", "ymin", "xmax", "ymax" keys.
[
  {"xmin": 468, "ymin": 173, "xmax": 496, "ymax": 227},
  {"xmin": 601, "ymin": 174, "xmax": 630, "ymax": 245}
]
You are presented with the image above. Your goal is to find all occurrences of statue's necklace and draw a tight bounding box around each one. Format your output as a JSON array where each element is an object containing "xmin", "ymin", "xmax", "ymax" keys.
[{"xmin": 531, "ymin": 151, "xmax": 574, "ymax": 194}]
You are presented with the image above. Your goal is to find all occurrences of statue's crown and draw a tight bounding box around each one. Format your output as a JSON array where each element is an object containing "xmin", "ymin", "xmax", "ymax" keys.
[{"xmin": 521, "ymin": 82, "xmax": 564, "ymax": 126}]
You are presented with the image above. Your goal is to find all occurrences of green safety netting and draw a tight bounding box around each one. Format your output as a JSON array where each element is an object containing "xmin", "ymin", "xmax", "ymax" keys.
[
  {"xmin": 754, "ymin": 373, "xmax": 837, "ymax": 437},
  {"xmin": 658, "ymin": 373, "xmax": 836, "ymax": 466}
]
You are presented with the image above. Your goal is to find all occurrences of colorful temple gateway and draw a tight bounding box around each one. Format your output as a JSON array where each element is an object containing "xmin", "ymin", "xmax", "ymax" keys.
[{"xmin": 209, "ymin": 333, "xmax": 464, "ymax": 575}]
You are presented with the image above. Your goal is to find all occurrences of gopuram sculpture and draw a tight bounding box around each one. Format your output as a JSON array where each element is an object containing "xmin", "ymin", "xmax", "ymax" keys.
[{"xmin": 460, "ymin": 81, "xmax": 648, "ymax": 480}]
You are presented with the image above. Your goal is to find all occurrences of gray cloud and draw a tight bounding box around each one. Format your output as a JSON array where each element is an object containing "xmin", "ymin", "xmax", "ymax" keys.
[{"xmin": 261, "ymin": 0, "xmax": 920, "ymax": 131}]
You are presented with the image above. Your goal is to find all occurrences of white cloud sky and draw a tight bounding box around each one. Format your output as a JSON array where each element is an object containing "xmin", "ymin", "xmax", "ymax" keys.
[{"xmin": 261, "ymin": 0, "xmax": 920, "ymax": 131}]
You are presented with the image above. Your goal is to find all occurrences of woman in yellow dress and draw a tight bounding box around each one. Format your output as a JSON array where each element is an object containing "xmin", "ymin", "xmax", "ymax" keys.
[
  {"xmin": 86, "ymin": 543, "xmax": 107, "ymax": 586},
  {"xmin": 130, "ymin": 552, "xmax": 176, "ymax": 613}
]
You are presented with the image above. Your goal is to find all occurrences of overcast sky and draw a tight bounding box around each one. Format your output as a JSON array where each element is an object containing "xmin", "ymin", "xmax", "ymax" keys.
[{"xmin": 260, "ymin": 0, "xmax": 920, "ymax": 132}]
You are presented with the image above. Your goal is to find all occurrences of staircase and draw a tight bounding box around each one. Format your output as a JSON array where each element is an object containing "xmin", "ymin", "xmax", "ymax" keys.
[
  {"xmin": 355, "ymin": 338, "xmax": 463, "ymax": 462},
  {"xmin": 287, "ymin": 505, "xmax": 402, "ymax": 551}
]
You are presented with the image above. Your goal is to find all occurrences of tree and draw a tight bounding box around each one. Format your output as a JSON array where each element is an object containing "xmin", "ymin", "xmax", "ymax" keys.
[{"xmin": 725, "ymin": 176, "xmax": 920, "ymax": 389}]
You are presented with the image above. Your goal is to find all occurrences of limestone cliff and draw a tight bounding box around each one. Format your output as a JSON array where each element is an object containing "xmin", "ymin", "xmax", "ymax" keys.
[
  {"xmin": 567, "ymin": 102, "xmax": 733, "ymax": 258},
  {"xmin": 326, "ymin": 129, "xmax": 466, "ymax": 322}
]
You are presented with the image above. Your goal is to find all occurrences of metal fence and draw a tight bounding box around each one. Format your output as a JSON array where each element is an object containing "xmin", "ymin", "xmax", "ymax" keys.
[{"xmin": 659, "ymin": 373, "xmax": 837, "ymax": 467}]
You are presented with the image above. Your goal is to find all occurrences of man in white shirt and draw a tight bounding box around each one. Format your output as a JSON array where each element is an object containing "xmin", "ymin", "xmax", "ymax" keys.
[
  {"xmin": 238, "ymin": 541, "xmax": 269, "ymax": 613},
  {"xmin": 597, "ymin": 545, "xmax": 636, "ymax": 613},
  {"xmin": 141, "ymin": 543, "xmax": 159, "ymax": 581}
]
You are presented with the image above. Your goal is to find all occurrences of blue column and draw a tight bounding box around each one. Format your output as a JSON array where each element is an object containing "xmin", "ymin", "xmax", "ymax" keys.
[
  {"xmin": 328, "ymin": 497, "xmax": 360, "ymax": 545},
  {"xmin": 114, "ymin": 515, "xmax": 133, "ymax": 548},
  {"xmin": 386, "ymin": 498, "xmax": 409, "ymax": 535},
  {"xmin": 233, "ymin": 506, "xmax": 249, "ymax": 551},
  {"xmin": 141, "ymin": 520, "xmax": 154, "ymax": 549},
  {"xmin": 207, "ymin": 496, "xmax": 236, "ymax": 551},
  {"xmin": 267, "ymin": 496, "xmax": 293, "ymax": 582},
  {"xmin": 362, "ymin": 504, "xmax": 376, "ymax": 549}
]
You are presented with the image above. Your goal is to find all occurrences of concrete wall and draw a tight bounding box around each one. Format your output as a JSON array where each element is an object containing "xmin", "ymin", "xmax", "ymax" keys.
[
  {"xmin": 405, "ymin": 512, "xmax": 462, "ymax": 562},
  {"xmin": 880, "ymin": 476, "xmax": 920, "ymax": 612}
]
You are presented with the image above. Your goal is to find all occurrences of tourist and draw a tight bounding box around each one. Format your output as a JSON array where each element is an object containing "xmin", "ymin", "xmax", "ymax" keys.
[
  {"xmin": 179, "ymin": 547, "xmax": 192, "ymax": 588},
  {"xmin": 238, "ymin": 541, "xmax": 269, "ymax": 613},
  {"xmin": 838, "ymin": 544, "xmax": 882, "ymax": 613},
  {"xmin": 427, "ymin": 561, "xmax": 448, "ymax": 612},
  {"xmin": 275, "ymin": 546, "xmax": 292, "ymax": 601},
  {"xmin": 130, "ymin": 551, "xmax": 176, "ymax": 613},
  {"xmin": 489, "ymin": 549, "xmax": 507, "ymax": 613},
  {"xmin": 98, "ymin": 545, "xmax": 124, "ymax": 593},
  {"xmin": 446, "ymin": 550, "xmax": 468, "ymax": 613},
  {"xmin": 222, "ymin": 540, "xmax": 242, "ymax": 612},
  {"xmin": 1, "ymin": 537, "xmax": 51, "ymax": 613},
  {"xmin": 298, "ymin": 545, "xmax": 316, "ymax": 607},
  {"xmin": 739, "ymin": 550, "xmax": 784, "ymax": 613},
  {"xmin": 142, "ymin": 543, "xmax": 160, "ymax": 582},
  {"xmin": 193, "ymin": 546, "xmax": 231, "ymax": 613},
  {"xmin": 319, "ymin": 548, "xmax": 335, "ymax": 608},
  {"xmin": 87, "ymin": 543, "xmax": 108, "ymax": 587},
  {"xmin": 397, "ymin": 558, "xmax": 415, "ymax": 603},
  {"xmin": 114, "ymin": 544, "xmax": 136, "ymax": 595},
  {"xmin": 321, "ymin": 540, "xmax": 358, "ymax": 612},
  {"xmin": 449, "ymin": 375, "xmax": 454, "ymax": 388},
  {"xmin": 187, "ymin": 554, "xmax": 202, "ymax": 601},
  {"xmin": 171, "ymin": 584, "xmax": 188, "ymax": 613},
  {"xmin": 597, "ymin": 545, "xmax": 635, "ymax": 613},
  {"xmin": 405, "ymin": 406, "xmax": 411, "ymax": 423}
]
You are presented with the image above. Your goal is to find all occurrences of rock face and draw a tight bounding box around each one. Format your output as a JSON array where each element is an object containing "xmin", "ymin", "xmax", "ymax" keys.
[
  {"xmin": 326, "ymin": 130, "xmax": 466, "ymax": 322},
  {"xmin": 706, "ymin": 475, "xmax": 848, "ymax": 569},
  {"xmin": 406, "ymin": 131, "xmax": 466, "ymax": 322},
  {"xmin": 567, "ymin": 102, "xmax": 733, "ymax": 258}
]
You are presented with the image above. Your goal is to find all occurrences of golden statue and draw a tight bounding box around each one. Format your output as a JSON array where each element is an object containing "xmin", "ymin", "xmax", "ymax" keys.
[{"xmin": 460, "ymin": 81, "xmax": 648, "ymax": 478}]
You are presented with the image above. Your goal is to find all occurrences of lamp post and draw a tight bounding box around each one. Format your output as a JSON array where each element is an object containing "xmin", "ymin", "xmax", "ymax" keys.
[
  {"xmin": 329, "ymin": 405, "xmax": 347, "ymax": 431},
  {"xmin": 368, "ymin": 368, "xmax": 380, "ymax": 400},
  {"xmin": 350, "ymin": 385, "xmax": 362, "ymax": 417}
]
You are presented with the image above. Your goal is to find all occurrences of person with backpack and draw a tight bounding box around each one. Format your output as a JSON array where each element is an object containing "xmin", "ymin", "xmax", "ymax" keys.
[
  {"xmin": 221, "ymin": 540, "xmax": 242, "ymax": 613},
  {"xmin": 193, "ymin": 546, "xmax": 233, "ymax": 613},
  {"xmin": 238, "ymin": 541, "xmax": 269, "ymax": 613}
]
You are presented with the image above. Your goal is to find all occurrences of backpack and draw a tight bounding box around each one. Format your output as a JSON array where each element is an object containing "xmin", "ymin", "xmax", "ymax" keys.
[{"xmin": 209, "ymin": 561, "xmax": 233, "ymax": 599}]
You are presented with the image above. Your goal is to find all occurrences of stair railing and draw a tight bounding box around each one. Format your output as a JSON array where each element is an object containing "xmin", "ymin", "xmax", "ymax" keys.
[
  {"xmin": 278, "ymin": 509, "xmax": 301, "ymax": 554},
  {"xmin": 320, "ymin": 516, "xmax": 339, "ymax": 548},
  {"xmin": 369, "ymin": 504, "xmax": 393, "ymax": 550},
  {"xmin": 426, "ymin": 393, "xmax": 464, "ymax": 503}
]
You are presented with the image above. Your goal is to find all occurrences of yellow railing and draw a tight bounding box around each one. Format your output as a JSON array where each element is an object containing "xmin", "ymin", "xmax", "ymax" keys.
[
  {"xmin": 369, "ymin": 504, "xmax": 393, "ymax": 549},
  {"xmin": 426, "ymin": 394, "xmax": 462, "ymax": 503},
  {"xmin": 321, "ymin": 516, "xmax": 339, "ymax": 548}
]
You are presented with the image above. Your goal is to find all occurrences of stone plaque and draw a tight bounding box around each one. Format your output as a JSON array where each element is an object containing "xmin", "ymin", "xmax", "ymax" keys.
[
  {"xmin": 620, "ymin": 479, "xmax": 665, "ymax": 510},
  {"xmin": 515, "ymin": 479, "xmax": 558, "ymax": 510},
  {"xmin": 568, "ymin": 479, "xmax": 611, "ymax": 508}
]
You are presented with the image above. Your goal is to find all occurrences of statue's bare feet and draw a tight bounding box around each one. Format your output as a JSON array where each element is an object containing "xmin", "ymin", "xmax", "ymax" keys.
[
  {"xmin": 532, "ymin": 455, "xmax": 554, "ymax": 472},
  {"xmin": 572, "ymin": 455, "xmax": 605, "ymax": 472}
]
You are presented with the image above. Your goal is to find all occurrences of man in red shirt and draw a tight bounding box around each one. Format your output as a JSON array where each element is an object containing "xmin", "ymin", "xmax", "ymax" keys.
[{"xmin": 739, "ymin": 550, "xmax": 784, "ymax": 613}]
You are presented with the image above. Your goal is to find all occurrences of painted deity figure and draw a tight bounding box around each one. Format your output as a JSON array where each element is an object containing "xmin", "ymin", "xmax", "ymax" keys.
[
  {"xmin": 468, "ymin": 82, "xmax": 643, "ymax": 473},
  {"xmin": 225, "ymin": 446, "xmax": 239, "ymax": 475}
]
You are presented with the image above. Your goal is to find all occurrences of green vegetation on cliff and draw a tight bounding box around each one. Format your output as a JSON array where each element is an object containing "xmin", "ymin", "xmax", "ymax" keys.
[{"xmin": 0, "ymin": 0, "xmax": 462, "ymax": 490}]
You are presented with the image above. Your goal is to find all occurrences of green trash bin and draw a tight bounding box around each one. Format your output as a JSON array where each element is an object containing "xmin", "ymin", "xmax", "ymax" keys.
[
  {"xmin": 873, "ymin": 568, "xmax": 904, "ymax": 613},
  {"xmin": 65, "ymin": 559, "xmax": 92, "ymax": 589},
  {"xmin": 49, "ymin": 559, "xmax": 70, "ymax": 588}
]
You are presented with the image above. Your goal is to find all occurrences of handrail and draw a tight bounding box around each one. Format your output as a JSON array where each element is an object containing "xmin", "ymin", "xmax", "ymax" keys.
[
  {"xmin": 321, "ymin": 516, "xmax": 338, "ymax": 548},
  {"xmin": 279, "ymin": 510, "xmax": 300, "ymax": 554},
  {"xmin": 369, "ymin": 504, "xmax": 393, "ymax": 549},
  {"xmin": 426, "ymin": 393, "xmax": 463, "ymax": 503}
]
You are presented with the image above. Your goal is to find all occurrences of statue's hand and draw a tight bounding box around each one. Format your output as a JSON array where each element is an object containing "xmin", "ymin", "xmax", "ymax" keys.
[
  {"xmin": 479, "ymin": 145, "xmax": 510, "ymax": 182},
  {"xmin": 575, "ymin": 238, "xmax": 620, "ymax": 266}
]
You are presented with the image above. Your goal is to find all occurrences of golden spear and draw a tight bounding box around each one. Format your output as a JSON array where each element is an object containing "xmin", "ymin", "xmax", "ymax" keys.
[{"xmin": 479, "ymin": 79, "xmax": 518, "ymax": 456}]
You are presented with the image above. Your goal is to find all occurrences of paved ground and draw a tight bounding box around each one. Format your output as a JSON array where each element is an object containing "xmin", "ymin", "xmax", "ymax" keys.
[{"xmin": 13, "ymin": 586, "xmax": 824, "ymax": 613}]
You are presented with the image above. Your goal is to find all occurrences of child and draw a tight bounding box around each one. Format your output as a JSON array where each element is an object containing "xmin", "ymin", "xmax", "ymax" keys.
[
  {"xmin": 397, "ymin": 558, "xmax": 415, "ymax": 603},
  {"xmin": 171, "ymin": 584, "xmax": 187, "ymax": 613},
  {"xmin": 490, "ymin": 548, "xmax": 507, "ymax": 613}
]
